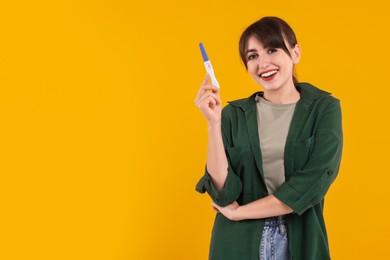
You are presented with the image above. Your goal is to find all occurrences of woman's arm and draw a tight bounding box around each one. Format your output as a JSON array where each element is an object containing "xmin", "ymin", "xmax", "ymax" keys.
[
  {"xmin": 206, "ymin": 123, "xmax": 228, "ymax": 190},
  {"xmin": 195, "ymin": 74, "xmax": 228, "ymax": 190},
  {"xmin": 212, "ymin": 195, "xmax": 293, "ymax": 221}
]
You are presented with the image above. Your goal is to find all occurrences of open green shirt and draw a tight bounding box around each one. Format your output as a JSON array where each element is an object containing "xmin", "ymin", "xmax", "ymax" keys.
[{"xmin": 196, "ymin": 83, "xmax": 343, "ymax": 260}]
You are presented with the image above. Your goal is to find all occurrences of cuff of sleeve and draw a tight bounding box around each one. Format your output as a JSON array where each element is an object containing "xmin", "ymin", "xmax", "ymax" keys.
[
  {"xmin": 273, "ymin": 170, "xmax": 331, "ymax": 215},
  {"xmin": 273, "ymin": 182, "xmax": 305, "ymax": 215},
  {"xmin": 195, "ymin": 167, "xmax": 242, "ymax": 207}
]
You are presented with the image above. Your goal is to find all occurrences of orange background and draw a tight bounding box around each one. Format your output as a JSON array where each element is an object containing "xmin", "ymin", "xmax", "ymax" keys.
[{"xmin": 1, "ymin": 0, "xmax": 389, "ymax": 259}]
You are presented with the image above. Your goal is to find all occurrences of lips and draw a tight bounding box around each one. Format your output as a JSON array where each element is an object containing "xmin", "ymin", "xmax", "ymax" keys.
[
  {"xmin": 260, "ymin": 70, "xmax": 278, "ymax": 78},
  {"xmin": 259, "ymin": 69, "xmax": 278, "ymax": 81}
]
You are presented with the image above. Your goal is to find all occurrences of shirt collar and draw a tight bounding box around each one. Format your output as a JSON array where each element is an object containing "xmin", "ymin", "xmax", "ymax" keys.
[{"xmin": 228, "ymin": 82, "xmax": 331, "ymax": 111}]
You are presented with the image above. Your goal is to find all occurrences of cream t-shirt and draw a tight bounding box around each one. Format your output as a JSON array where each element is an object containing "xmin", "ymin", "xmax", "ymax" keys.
[{"xmin": 256, "ymin": 95, "xmax": 297, "ymax": 194}]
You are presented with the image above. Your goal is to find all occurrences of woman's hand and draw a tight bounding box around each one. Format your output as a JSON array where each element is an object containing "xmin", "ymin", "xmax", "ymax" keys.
[
  {"xmin": 212, "ymin": 201, "xmax": 242, "ymax": 221},
  {"xmin": 194, "ymin": 74, "xmax": 222, "ymax": 125},
  {"xmin": 213, "ymin": 196, "xmax": 294, "ymax": 221}
]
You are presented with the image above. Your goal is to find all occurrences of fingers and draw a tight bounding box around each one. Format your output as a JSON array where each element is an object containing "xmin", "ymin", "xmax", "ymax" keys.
[
  {"xmin": 211, "ymin": 202, "xmax": 220, "ymax": 213},
  {"xmin": 232, "ymin": 201, "xmax": 240, "ymax": 207},
  {"xmin": 195, "ymin": 85, "xmax": 219, "ymax": 104},
  {"xmin": 212, "ymin": 205, "xmax": 220, "ymax": 213},
  {"xmin": 199, "ymin": 91, "xmax": 221, "ymax": 105},
  {"xmin": 202, "ymin": 73, "xmax": 211, "ymax": 86},
  {"xmin": 199, "ymin": 73, "xmax": 220, "ymax": 93},
  {"xmin": 194, "ymin": 74, "xmax": 221, "ymax": 110},
  {"xmin": 195, "ymin": 87, "xmax": 221, "ymax": 109},
  {"xmin": 196, "ymin": 93, "xmax": 221, "ymax": 110}
]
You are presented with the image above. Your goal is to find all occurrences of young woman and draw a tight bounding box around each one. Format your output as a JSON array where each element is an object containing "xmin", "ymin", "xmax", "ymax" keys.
[{"xmin": 194, "ymin": 17, "xmax": 343, "ymax": 260}]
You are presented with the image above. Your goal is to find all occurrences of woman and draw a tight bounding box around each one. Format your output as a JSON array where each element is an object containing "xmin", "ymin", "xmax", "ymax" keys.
[{"xmin": 194, "ymin": 17, "xmax": 343, "ymax": 260}]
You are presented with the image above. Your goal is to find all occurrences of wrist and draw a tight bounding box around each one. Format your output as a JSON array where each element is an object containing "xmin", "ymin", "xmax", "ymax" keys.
[
  {"xmin": 232, "ymin": 206, "xmax": 244, "ymax": 221},
  {"xmin": 208, "ymin": 122, "xmax": 221, "ymax": 135},
  {"xmin": 208, "ymin": 122, "xmax": 221, "ymax": 132}
]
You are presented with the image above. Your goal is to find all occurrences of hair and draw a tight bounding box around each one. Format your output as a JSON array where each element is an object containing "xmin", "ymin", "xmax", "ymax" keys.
[{"xmin": 239, "ymin": 16, "xmax": 299, "ymax": 83}]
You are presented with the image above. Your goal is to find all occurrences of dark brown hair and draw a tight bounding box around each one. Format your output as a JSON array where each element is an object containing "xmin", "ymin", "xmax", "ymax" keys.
[{"xmin": 239, "ymin": 16, "xmax": 299, "ymax": 83}]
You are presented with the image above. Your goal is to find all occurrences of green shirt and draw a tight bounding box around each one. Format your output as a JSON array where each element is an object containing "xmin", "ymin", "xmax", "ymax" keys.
[{"xmin": 196, "ymin": 83, "xmax": 343, "ymax": 260}]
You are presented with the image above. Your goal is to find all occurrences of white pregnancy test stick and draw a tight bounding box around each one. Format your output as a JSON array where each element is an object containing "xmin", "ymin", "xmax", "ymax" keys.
[{"xmin": 199, "ymin": 42, "xmax": 220, "ymax": 88}]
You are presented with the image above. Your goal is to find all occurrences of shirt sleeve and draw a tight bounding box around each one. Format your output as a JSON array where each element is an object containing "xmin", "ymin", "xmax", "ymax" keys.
[
  {"xmin": 195, "ymin": 107, "xmax": 243, "ymax": 207},
  {"xmin": 273, "ymin": 98, "xmax": 343, "ymax": 215},
  {"xmin": 195, "ymin": 166, "xmax": 242, "ymax": 206}
]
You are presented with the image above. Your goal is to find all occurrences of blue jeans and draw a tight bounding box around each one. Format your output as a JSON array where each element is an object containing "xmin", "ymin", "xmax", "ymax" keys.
[{"xmin": 259, "ymin": 216, "xmax": 290, "ymax": 260}]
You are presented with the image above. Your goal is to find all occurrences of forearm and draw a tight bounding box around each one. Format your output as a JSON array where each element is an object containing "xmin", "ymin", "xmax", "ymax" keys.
[
  {"xmin": 235, "ymin": 195, "xmax": 293, "ymax": 221},
  {"xmin": 206, "ymin": 123, "xmax": 228, "ymax": 191}
]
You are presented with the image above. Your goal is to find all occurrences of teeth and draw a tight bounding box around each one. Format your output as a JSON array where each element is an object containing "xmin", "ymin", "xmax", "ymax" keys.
[{"xmin": 260, "ymin": 70, "xmax": 278, "ymax": 78}]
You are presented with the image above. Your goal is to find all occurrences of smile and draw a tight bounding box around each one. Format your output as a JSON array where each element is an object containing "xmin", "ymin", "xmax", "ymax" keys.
[{"xmin": 260, "ymin": 69, "xmax": 278, "ymax": 78}]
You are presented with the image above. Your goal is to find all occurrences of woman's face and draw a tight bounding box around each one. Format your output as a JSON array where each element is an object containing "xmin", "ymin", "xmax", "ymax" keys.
[{"xmin": 245, "ymin": 35, "xmax": 300, "ymax": 93}]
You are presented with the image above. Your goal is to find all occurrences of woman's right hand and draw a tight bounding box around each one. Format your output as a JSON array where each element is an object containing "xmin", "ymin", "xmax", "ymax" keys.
[{"xmin": 194, "ymin": 73, "xmax": 222, "ymax": 125}]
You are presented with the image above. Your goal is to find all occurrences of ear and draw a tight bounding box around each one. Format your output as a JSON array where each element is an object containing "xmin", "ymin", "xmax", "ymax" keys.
[{"xmin": 291, "ymin": 44, "xmax": 301, "ymax": 64}]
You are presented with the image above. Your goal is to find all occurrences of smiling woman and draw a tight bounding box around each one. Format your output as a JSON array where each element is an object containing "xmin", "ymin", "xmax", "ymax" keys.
[
  {"xmin": 239, "ymin": 16, "xmax": 300, "ymax": 85},
  {"xmin": 194, "ymin": 16, "xmax": 343, "ymax": 260},
  {"xmin": 244, "ymin": 36, "xmax": 301, "ymax": 104}
]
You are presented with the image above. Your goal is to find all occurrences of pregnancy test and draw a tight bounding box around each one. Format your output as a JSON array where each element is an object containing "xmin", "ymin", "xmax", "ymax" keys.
[{"xmin": 199, "ymin": 42, "xmax": 220, "ymax": 88}]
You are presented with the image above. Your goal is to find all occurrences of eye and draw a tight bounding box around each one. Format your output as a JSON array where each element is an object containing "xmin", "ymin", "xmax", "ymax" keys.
[
  {"xmin": 247, "ymin": 53, "xmax": 258, "ymax": 61},
  {"xmin": 267, "ymin": 48, "xmax": 277, "ymax": 54}
]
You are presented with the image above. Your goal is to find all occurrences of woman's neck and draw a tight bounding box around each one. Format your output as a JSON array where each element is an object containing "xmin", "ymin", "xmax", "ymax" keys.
[{"xmin": 263, "ymin": 84, "xmax": 300, "ymax": 104}]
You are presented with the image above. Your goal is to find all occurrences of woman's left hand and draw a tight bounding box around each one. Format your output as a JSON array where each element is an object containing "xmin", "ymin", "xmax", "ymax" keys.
[{"xmin": 211, "ymin": 201, "xmax": 241, "ymax": 221}]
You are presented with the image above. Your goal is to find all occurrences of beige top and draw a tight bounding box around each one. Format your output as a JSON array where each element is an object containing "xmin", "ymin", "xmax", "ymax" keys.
[{"xmin": 256, "ymin": 95, "xmax": 297, "ymax": 194}]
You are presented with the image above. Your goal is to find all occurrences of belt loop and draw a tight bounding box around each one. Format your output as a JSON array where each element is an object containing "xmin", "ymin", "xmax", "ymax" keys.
[{"xmin": 278, "ymin": 216, "xmax": 287, "ymax": 234}]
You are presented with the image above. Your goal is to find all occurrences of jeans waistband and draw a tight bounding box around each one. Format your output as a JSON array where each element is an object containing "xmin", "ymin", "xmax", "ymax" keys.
[{"xmin": 264, "ymin": 216, "xmax": 286, "ymax": 227}]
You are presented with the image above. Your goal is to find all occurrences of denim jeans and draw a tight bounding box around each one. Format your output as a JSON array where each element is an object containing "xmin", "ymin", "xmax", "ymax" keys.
[{"xmin": 259, "ymin": 216, "xmax": 290, "ymax": 260}]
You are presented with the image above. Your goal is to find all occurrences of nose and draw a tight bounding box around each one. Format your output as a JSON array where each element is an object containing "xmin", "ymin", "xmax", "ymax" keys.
[{"xmin": 258, "ymin": 56, "xmax": 270, "ymax": 71}]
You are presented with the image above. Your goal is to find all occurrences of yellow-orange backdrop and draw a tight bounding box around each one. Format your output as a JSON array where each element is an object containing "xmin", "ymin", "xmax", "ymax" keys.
[{"xmin": 1, "ymin": 0, "xmax": 389, "ymax": 259}]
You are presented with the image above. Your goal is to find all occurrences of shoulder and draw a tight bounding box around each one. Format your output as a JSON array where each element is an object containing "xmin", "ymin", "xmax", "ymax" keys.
[
  {"xmin": 297, "ymin": 82, "xmax": 340, "ymax": 108},
  {"xmin": 220, "ymin": 92, "xmax": 259, "ymax": 134},
  {"xmin": 222, "ymin": 92, "xmax": 260, "ymax": 114},
  {"xmin": 297, "ymin": 83, "xmax": 342, "ymax": 127}
]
